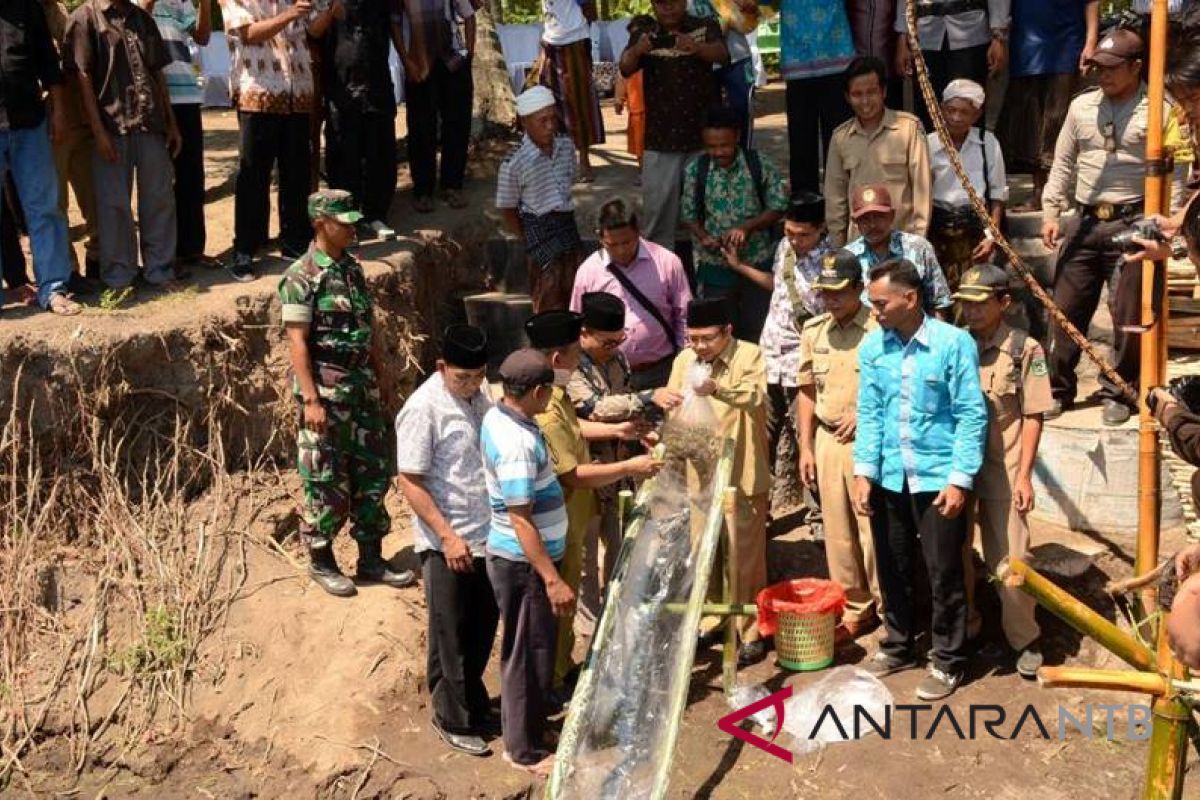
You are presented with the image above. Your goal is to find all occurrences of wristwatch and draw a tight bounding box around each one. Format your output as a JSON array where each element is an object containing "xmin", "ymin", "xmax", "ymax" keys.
[
  {"xmin": 990, "ymin": 27, "xmax": 1008, "ymax": 42},
  {"xmin": 1171, "ymin": 235, "xmax": 1189, "ymax": 260}
]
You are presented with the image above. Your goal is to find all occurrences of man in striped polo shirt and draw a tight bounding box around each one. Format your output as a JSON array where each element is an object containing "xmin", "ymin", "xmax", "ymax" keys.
[{"xmin": 482, "ymin": 347, "xmax": 572, "ymax": 777}]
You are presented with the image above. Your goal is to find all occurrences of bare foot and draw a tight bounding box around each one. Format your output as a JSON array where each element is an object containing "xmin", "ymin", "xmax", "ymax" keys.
[{"xmin": 503, "ymin": 750, "xmax": 554, "ymax": 777}]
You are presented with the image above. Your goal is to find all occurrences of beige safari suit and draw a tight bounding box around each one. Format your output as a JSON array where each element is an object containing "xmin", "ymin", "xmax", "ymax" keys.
[
  {"xmin": 797, "ymin": 305, "xmax": 881, "ymax": 623},
  {"xmin": 824, "ymin": 109, "xmax": 932, "ymax": 247},
  {"xmin": 668, "ymin": 338, "xmax": 770, "ymax": 643},
  {"xmin": 964, "ymin": 323, "xmax": 1053, "ymax": 650},
  {"xmin": 536, "ymin": 386, "xmax": 597, "ymax": 686}
]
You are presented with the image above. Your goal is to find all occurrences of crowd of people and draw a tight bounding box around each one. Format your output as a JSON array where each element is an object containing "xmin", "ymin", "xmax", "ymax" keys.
[{"xmin": 5, "ymin": 0, "xmax": 1200, "ymax": 780}]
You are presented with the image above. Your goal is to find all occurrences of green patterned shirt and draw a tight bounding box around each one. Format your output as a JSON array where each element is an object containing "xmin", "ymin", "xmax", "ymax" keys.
[
  {"xmin": 680, "ymin": 149, "xmax": 788, "ymax": 289},
  {"xmin": 278, "ymin": 246, "xmax": 376, "ymax": 404}
]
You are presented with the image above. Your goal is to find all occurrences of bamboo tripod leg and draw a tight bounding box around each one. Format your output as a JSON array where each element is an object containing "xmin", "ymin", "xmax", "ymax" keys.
[{"xmin": 723, "ymin": 487, "xmax": 738, "ymax": 696}]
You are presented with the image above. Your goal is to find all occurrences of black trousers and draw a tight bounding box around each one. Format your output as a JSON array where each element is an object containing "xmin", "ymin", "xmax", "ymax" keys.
[
  {"xmin": 325, "ymin": 104, "xmax": 397, "ymax": 222},
  {"xmin": 913, "ymin": 42, "xmax": 989, "ymax": 133},
  {"xmin": 172, "ymin": 103, "xmax": 206, "ymax": 259},
  {"xmin": 871, "ymin": 481, "xmax": 968, "ymax": 675},
  {"xmin": 422, "ymin": 551, "xmax": 499, "ymax": 735},
  {"xmin": 487, "ymin": 554, "xmax": 558, "ymax": 765},
  {"xmin": 405, "ymin": 59, "xmax": 473, "ymax": 198},
  {"xmin": 766, "ymin": 383, "xmax": 798, "ymax": 480},
  {"xmin": 233, "ymin": 111, "xmax": 312, "ymax": 256},
  {"xmin": 785, "ymin": 73, "xmax": 851, "ymax": 194},
  {"xmin": 1048, "ymin": 213, "xmax": 1144, "ymax": 405}
]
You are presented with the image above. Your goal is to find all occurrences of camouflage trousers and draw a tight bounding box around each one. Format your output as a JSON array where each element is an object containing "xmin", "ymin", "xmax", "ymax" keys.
[{"xmin": 296, "ymin": 399, "xmax": 391, "ymax": 547}]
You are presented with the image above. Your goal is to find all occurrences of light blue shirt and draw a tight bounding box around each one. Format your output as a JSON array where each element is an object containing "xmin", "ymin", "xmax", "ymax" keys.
[
  {"xmin": 845, "ymin": 230, "xmax": 954, "ymax": 311},
  {"xmin": 853, "ymin": 316, "xmax": 988, "ymax": 494},
  {"xmin": 481, "ymin": 404, "xmax": 569, "ymax": 562},
  {"xmin": 779, "ymin": 0, "xmax": 855, "ymax": 80}
]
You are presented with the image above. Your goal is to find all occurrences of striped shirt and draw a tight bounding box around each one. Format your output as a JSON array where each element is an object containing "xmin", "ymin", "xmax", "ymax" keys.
[
  {"xmin": 495, "ymin": 134, "xmax": 577, "ymax": 217},
  {"xmin": 150, "ymin": 0, "xmax": 202, "ymax": 105},
  {"xmin": 481, "ymin": 404, "xmax": 568, "ymax": 562}
]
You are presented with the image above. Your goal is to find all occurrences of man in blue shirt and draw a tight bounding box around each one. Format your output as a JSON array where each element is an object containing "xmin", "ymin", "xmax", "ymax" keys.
[
  {"xmin": 481, "ymin": 348, "xmax": 573, "ymax": 776},
  {"xmin": 852, "ymin": 258, "xmax": 988, "ymax": 701}
]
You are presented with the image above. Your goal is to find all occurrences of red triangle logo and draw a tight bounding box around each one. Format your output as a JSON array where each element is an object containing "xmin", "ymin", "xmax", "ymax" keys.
[{"xmin": 716, "ymin": 686, "xmax": 794, "ymax": 764}]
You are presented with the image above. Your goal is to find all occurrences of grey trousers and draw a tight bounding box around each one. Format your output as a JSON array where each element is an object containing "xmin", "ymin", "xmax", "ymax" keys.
[
  {"xmin": 92, "ymin": 131, "xmax": 177, "ymax": 288},
  {"xmin": 642, "ymin": 150, "xmax": 691, "ymax": 250}
]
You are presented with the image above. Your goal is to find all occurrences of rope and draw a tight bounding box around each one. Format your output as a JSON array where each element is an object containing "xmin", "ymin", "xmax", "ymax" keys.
[{"xmin": 903, "ymin": 0, "xmax": 1139, "ymax": 404}]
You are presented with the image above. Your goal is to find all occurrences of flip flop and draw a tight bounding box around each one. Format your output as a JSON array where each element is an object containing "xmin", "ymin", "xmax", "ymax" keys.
[
  {"xmin": 502, "ymin": 750, "xmax": 554, "ymax": 777},
  {"xmin": 48, "ymin": 293, "xmax": 82, "ymax": 316},
  {"xmin": 11, "ymin": 284, "xmax": 37, "ymax": 306}
]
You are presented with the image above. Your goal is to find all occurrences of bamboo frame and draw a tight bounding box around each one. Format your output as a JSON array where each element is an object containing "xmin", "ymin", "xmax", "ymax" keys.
[
  {"xmin": 546, "ymin": 440, "xmax": 737, "ymax": 800},
  {"xmin": 722, "ymin": 486, "xmax": 739, "ymax": 696},
  {"xmin": 1037, "ymin": 666, "xmax": 1168, "ymax": 696}
]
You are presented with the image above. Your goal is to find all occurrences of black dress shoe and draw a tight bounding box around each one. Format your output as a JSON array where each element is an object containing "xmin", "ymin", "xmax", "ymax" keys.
[
  {"xmin": 356, "ymin": 560, "xmax": 417, "ymax": 588},
  {"xmin": 737, "ymin": 639, "xmax": 770, "ymax": 668},
  {"xmin": 431, "ymin": 718, "xmax": 490, "ymax": 756}
]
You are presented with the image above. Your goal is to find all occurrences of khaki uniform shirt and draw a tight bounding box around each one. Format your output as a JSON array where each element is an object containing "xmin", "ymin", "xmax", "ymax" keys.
[
  {"xmin": 975, "ymin": 323, "xmax": 1054, "ymax": 499},
  {"xmin": 1043, "ymin": 85, "xmax": 1180, "ymax": 223},
  {"xmin": 536, "ymin": 386, "xmax": 597, "ymax": 525},
  {"xmin": 667, "ymin": 338, "xmax": 770, "ymax": 498},
  {"xmin": 797, "ymin": 305, "xmax": 877, "ymax": 428},
  {"xmin": 824, "ymin": 108, "xmax": 932, "ymax": 246}
]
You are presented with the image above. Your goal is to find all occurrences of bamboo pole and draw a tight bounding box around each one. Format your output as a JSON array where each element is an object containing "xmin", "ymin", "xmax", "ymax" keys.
[
  {"xmin": 1037, "ymin": 666, "xmax": 1168, "ymax": 696},
  {"xmin": 1138, "ymin": 0, "xmax": 1170, "ymax": 616},
  {"xmin": 663, "ymin": 602, "xmax": 758, "ymax": 616},
  {"xmin": 650, "ymin": 439, "xmax": 736, "ymax": 800},
  {"xmin": 1002, "ymin": 559, "xmax": 1155, "ymax": 672},
  {"xmin": 722, "ymin": 486, "xmax": 739, "ymax": 697},
  {"xmin": 1143, "ymin": 625, "xmax": 1190, "ymax": 800}
]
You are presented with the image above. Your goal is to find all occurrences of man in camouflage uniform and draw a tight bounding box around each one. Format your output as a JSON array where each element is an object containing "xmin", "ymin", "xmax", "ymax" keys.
[
  {"xmin": 565, "ymin": 291, "xmax": 680, "ymax": 631},
  {"xmin": 278, "ymin": 189, "xmax": 415, "ymax": 597}
]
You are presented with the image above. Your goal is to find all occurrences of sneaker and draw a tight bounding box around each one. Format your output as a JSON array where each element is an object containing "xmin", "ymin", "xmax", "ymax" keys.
[
  {"xmin": 863, "ymin": 650, "xmax": 918, "ymax": 678},
  {"xmin": 226, "ymin": 252, "xmax": 256, "ymax": 283},
  {"xmin": 369, "ymin": 219, "xmax": 396, "ymax": 240},
  {"xmin": 916, "ymin": 667, "xmax": 962, "ymax": 701},
  {"xmin": 357, "ymin": 559, "xmax": 416, "ymax": 588},
  {"xmin": 1102, "ymin": 399, "xmax": 1132, "ymax": 426},
  {"xmin": 1015, "ymin": 645, "xmax": 1043, "ymax": 679},
  {"xmin": 430, "ymin": 717, "xmax": 490, "ymax": 756}
]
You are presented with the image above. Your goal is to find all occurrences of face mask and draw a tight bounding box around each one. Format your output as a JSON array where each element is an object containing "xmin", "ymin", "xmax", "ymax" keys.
[{"xmin": 553, "ymin": 368, "xmax": 572, "ymax": 387}]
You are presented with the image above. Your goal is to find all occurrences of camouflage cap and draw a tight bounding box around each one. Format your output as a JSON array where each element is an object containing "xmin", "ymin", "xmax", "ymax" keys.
[
  {"xmin": 307, "ymin": 189, "xmax": 363, "ymax": 224},
  {"xmin": 952, "ymin": 263, "xmax": 1010, "ymax": 302}
]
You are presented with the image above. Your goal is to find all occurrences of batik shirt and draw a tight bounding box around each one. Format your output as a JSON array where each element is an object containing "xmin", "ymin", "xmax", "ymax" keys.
[
  {"xmin": 844, "ymin": 230, "xmax": 953, "ymax": 312},
  {"xmin": 759, "ymin": 238, "xmax": 829, "ymax": 387},
  {"xmin": 221, "ymin": 0, "xmax": 314, "ymax": 113},
  {"xmin": 278, "ymin": 246, "xmax": 376, "ymax": 404},
  {"xmin": 680, "ymin": 148, "xmax": 788, "ymax": 288}
]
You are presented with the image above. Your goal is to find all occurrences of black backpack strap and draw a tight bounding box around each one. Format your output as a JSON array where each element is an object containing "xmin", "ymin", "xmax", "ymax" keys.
[
  {"xmin": 605, "ymin": 263, "xmax": 679, "ymax": 353},
  {"xmin": 695, "ymin": 154, "xmax": 711, "ymax": 230},
  {"xmin": 744, "ymin": 147, "xmax": 765, "ymax": 210}
]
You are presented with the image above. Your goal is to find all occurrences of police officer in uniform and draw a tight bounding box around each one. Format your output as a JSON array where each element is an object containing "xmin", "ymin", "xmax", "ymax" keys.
[
  {"xmin": 954, "ymin": 264, "xmax": 1053, "ymax": 678},
  {"xmin": 279, "ymin": 190, "xmax": 416, "ymax": 596},
  {"xmin": 1040, "ymin": 27, "xmax": 1177, "ymax": 425},
  {"xmin": 797, "ymin": 249, "xmax": 882, "ymax": 641}
]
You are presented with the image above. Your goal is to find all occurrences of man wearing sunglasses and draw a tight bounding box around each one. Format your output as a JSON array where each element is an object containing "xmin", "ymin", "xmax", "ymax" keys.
[{"xmin": 1040, "ymin": 26, "xmax": 1179, "ymax": 426}]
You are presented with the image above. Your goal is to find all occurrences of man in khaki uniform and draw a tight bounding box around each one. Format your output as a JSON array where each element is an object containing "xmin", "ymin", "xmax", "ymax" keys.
[
  {"xmin": 824, "ymin": 56, "xmax": 931, "ymax": 246},
  {"xmin": 955, "ymin": 265, "xmax": 1053, "ymax": 679},
  {"xmin": 526, "ymin": 309, "xmax": 663, "ymax": 693},
  {"xmin": 797, "ymin": 249, "xmax": 881, "ymax": 641},
  {"xmin": 566, "ymin": 291, "xmax": 680, "ymax": 630},
  {"xmin": 1040, "ymin": 27, "xmax": 1179, "ymax": 426},
  {"xmin": 667, "ymin": 297, "xmax": 771, "ymax": 667}
]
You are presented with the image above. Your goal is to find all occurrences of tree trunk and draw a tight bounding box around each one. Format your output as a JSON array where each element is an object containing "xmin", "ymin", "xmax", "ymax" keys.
[{"xmin": 471, "ymin": 6, "xmax": 518, "ymax": 136}]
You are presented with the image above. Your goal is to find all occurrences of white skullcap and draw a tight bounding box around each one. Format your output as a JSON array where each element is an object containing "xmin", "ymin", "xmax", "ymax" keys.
[
  {"xmin": 516, "ymin": 86, "xmax": 556, "ymax": 117},
  {"xmin": 942, "ymin": 78, "xmax": 986, "ymax": 108}
]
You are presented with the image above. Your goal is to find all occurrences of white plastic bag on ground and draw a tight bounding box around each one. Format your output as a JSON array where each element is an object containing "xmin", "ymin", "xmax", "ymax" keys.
[
  {"xmin": 728, "ymin": 684, "xmax": 778, "ymax": 738},
  {"xmin": 781, "ymin": 666, "xmax": 895, "ymax": 756}
]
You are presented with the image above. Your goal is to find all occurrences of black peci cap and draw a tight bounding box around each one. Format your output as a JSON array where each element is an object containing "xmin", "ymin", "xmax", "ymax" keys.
[
  {"xmin": 524, "ymin": 309, "xmax": 583, "ymax": 349},
  {"xmin": 580, "ymin": 291, "xmax": 626, "ymax": 332},
  {"xmin": 441, "ymin": 324, "xmax": 489, "ymax": 369}
]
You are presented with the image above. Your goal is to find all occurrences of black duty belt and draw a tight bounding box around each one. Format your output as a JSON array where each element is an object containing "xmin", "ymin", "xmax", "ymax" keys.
[
  {"xmin": 1080, "ymin": 200, "xmax": 1144, "ymax": 221},
  {"xmin": 915, "ymin": 0, "xmax": 987, "ymax": 18}
]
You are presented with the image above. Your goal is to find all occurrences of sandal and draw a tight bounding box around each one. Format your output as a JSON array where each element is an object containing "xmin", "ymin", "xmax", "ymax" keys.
[
  {"xmin": 10, "ymin": 284, "xmax": 37, "ymax": 306},
  {"xmin": 48, "ymin": 293, "xmax": 82, "ymax": 316},
  {"xmin": 502, "ymin": 750, "xmax": 554, "ymax": 777}
]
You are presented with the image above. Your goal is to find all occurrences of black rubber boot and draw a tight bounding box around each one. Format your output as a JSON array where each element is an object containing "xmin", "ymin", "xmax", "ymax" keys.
[
  {"xmin": 309, "ymin": 544, "xmax": 357, "ymax": 597},
  {"xmin": 356, "ymin": 540, "xmax": 417, "ymax": 588}
]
